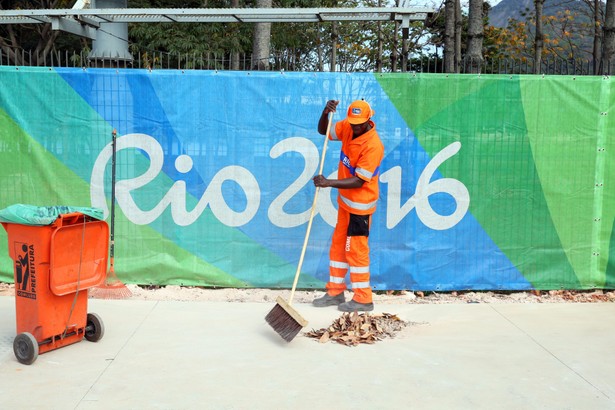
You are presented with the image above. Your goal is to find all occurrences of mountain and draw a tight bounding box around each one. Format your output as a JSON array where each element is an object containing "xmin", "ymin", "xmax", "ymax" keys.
[
  {"xmin": 488, "ymin": 0, "xmax": 593, "ymax": 28},
  {"xmin": 488, "ymin": 0, "xmax": 533, "ymax": 27}
]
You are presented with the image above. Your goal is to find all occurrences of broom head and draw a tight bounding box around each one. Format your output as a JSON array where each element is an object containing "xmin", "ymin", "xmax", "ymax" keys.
[
  {"xmin": 88, "ymin": 280, "xmax": 132, "ymax": 299},
  {"xmin": 265, "ymin": 295, "xmax": 308, "ymax": 342},
  {"xmin": 89, "ymin": 266, "xmax": 132, "ymax": 299}
]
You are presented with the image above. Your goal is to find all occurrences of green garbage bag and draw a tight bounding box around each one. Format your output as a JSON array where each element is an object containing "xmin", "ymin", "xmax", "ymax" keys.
[{"xmin": 0, "ymin": 204, "xmax": 105, "ymax": 226}]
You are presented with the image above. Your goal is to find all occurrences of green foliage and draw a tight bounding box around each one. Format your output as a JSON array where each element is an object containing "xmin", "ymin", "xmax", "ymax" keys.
[{"xmin": 128, "ymin": 0, "xmax": 254, "ymax": 68}]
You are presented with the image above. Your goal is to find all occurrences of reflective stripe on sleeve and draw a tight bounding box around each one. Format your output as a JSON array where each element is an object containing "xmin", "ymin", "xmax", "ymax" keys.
[{"xmin": 355, "ymin": 167, "xmax": 373, "ymax": 179}]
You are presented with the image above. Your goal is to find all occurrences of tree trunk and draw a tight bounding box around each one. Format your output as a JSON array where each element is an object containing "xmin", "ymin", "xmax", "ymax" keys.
[
  {"xmin": 465, "ymin": 0, "xmax": 484, "ymax": 74},
  {"xmin": 317, "ymin": 41, "xmax": 323, "ymax": 72},
  {"xmin": 444, "ymin": 0, "xmax": 456, "ymax": 73},
  {"xmin": 0, "ymin": 0, "xmax": 63, "ymax": 66},
  {"xmin": 390, "ymin": 0, "xmax": 400, "ymax": 71},
  {"xmin": 0, "ymin": 24, "xmax": 20, "ymax": 65},
  {"xmin": 230, "ymin": 0, "xmax": 240, "ymax": 70},
  {"xmin": 602, "ymin": 0, "xmax": 615, "ymax": 74},
  {"xmin": 376, "ymin": 21, "xmax": 383, "ymax": 72},
  {"xmin": 592, "ymin": 0, "xmax": 603, "ymax": 74},
  {"xmin": 391, "ymin": 19, "xmax": 399, "ymax": 72},
  {"xmin": 534, "ymin": 0, "xmax": 545, "ymax": 74},
  {"xmin": 402, "ymin": 19, "xmax": 409, "ymax": 72},
  {"xmin": 251, "ymin": 0, "xmax": 272, "ymax": 71},
  {"xmin": 330, "ymin": 21, "xmax": 338, "ymax": 72},
  {"xmin": 375, "ymin": 0, "xmax": 383, "ymax": 72},
  {"xmin": 455, "ymin": 0, "xmax": 462, "ymax": 73}
]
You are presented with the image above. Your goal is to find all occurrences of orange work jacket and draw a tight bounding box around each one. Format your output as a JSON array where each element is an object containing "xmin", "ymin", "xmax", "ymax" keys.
[{"xmin": 331, "ymin": 119, "xmax": 384, "ymax": 215}]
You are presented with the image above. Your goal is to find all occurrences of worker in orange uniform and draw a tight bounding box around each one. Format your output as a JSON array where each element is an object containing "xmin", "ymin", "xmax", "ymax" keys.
[{"xmin": 312, "ymin": 99, "xmax": 384, "ymax": 312}]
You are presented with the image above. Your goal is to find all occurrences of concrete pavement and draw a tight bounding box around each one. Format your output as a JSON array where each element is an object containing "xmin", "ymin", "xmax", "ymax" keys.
[{"xmin": 0, "ymin": 296, "xmax": 614, "ymax": 409}]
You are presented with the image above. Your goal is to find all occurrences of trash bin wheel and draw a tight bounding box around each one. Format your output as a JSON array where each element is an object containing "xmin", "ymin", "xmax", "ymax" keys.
[
  {"xmin": 13, "ymin": 332, "xmax": 39, "ymax": 365},
  {"xmin": 85, "ymin": 312, "xmax": 105, "ymax": 342}
]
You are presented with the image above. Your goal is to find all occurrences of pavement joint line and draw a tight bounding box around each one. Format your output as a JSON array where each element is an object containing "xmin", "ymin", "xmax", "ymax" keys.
[
  {"xmin": 78, "ymin": 300, "xmax": 161, "ymax": 406},
  {"xmin": 489, "ymin": 304, "xmax": 612, "ymax": 401}
]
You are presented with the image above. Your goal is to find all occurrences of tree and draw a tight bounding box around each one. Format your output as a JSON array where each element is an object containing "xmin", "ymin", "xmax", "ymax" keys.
[
  {"xmin": 444, "ymin": 0, "xmax": 456, "ymax": 72},
  {"xmin": 591, "ymin": 0, "xmax": 603, "ymax": 73},
  {"xmin": 376, "ymin": 0, "xmax": 384, "ymax": 72},
  {"xmin": 534, "ymin": 0, "xmax": 545, "ymax": 73},
  {"xmin": 573, "ymin": 0, "xmax": 606, "ymax": 73},
  {"xmin": 0, "ymin": 0, "xmax": 82, "ymax": 66},
  {"xmin": 603, "ymin": 0, "xmax": 615, "ymax": 73},
  {"xmin": 230, "ymin": 0, "xmax": 241, "ymax": 70},
  {"xmin": 465, "ymin": 0, "xmax": 484, "ymax": 73},
  {"xmin": 492, "ymin": 1, "xmax": 600, "ymax": 72},
  {"xmin": 455, "ymin": 0, "xmax": 462, "ymax": 71},
  {"xmin": 252, "ymin": 0, "xmax": 272, "ymax": 70},
  {"xmin": 391, "ymin": 0, "xmax": 400, "ymax": 71},
  {"xmin": 129, "ymin": 0, "xmax": 255, "ymax": 70}
]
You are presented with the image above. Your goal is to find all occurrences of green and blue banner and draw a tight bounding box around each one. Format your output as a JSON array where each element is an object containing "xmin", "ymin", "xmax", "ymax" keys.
[{"xmin": 0, "ymin": 67, "xmax": 613, "ymax": 290}]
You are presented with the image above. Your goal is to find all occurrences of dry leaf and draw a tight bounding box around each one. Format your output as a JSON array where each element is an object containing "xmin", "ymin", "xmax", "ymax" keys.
[{"xmin": 305, "ymin": 312, "xmax": 408, "ymax": 346}]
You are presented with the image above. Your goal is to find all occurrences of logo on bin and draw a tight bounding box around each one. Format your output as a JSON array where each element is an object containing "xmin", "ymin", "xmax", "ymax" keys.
[{"xmin": 14, "ymin": 242, "xmax": 36, "ymax": 299}]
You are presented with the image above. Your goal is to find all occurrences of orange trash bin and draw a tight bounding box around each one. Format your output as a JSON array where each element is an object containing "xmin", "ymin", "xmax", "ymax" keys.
[{"xmin": 2, "ymin": 211, "xmax": 109, "ymax": 364}]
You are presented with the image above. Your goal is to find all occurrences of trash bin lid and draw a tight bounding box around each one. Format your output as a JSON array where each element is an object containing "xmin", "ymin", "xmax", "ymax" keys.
[
  {"xmin": 49, "ymin": 220, "xmax": 109, "ymax": 296},
  {"xmin": 0, "ymin": 204, "xmax": 104, "ymax": 226}
]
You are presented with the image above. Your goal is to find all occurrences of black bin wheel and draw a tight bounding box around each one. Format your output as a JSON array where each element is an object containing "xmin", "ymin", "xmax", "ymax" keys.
[
  {"xmin": 14, "ymin": 332, "xmax": 39, "ymax": 365},
  {"xmin": 85, "ymin": 312, "xmax": 105, "ymax": 342}
]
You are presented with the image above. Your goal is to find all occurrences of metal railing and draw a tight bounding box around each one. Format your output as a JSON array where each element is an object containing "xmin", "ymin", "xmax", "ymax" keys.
[
  {"xmin": 409, "ymin": 56, "xmax": 611, "ymax": 76},
  {"xmin": 0, "ymin": 48, "xmax": 611, "ymax": 75}
]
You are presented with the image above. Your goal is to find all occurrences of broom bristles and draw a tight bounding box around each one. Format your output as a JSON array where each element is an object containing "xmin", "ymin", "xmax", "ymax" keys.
[{"xmin": 265, "ymin": 296, "xmax": 308, "ymax": 342}]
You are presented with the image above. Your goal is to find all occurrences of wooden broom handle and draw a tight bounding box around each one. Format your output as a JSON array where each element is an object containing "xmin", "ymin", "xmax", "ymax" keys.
[{"xmin": 288, "ymin": 112, "xmax": 333, "ymax": 304}]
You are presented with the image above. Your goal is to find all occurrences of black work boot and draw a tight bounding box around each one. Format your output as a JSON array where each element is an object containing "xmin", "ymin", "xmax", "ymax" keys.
[
  {"xmin": 312, "ymin": 292, "xmax": 345, "ymax": 307},
  {"xmin": 338, "ymin": 299, "xmax": 374, "ymax": 312}
]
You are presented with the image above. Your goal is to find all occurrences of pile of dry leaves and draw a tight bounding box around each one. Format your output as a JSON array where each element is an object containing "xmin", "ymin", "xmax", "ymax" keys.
[{"xmin": 305, "ymin": 312, "xmax": 408, "ymax": 346}]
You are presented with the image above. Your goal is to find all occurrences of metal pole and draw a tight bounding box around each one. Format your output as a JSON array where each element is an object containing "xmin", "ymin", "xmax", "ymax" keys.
[{"xmin": 110, "ymin": 129, "xmax": 117, "ymax": 275}]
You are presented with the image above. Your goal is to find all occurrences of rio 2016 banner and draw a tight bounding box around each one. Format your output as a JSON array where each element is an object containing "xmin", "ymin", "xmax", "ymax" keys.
[{"xmin": 0, "ymin": 67, "xmax": 613, "ymax": 291}]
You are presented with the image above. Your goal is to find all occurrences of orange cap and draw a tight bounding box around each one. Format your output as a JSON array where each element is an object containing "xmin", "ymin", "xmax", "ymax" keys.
[{"xmin": 346, "ymin": 100, "xmax": 374, "ymax": 124}]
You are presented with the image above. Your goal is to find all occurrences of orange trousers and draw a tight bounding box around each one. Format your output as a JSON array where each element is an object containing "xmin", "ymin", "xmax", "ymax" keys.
[{"xmin": 325, "ymin": 208, "xmax": 373, "ymax": 304}]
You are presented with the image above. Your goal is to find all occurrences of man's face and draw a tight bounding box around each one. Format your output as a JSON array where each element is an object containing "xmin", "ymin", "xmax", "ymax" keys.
[{"xmin": 350, "ymin": 121, "xmax": 370, "ymax": 137}]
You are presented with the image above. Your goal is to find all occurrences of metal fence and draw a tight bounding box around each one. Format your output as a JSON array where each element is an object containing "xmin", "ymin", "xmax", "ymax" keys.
[
  {"xmin": 410, "ymin": 56, "xmax": 612, "ymax": 76},
  {"xmin": 0, "ymin": 47, "xmax": 611, "ymax": 75}
]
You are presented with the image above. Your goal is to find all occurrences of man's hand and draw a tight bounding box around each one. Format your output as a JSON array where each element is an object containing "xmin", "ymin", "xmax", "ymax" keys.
[
  {"xmin": 324, "ymin": 100, "xmax": 339, "ymax": 114},
  {"xmin": 313, "ymin": 175, "xmax": 365, "ymax": 190},
  {"xmin": 313, "ymin": 175, "xmax": 329, "ymax": 188}
]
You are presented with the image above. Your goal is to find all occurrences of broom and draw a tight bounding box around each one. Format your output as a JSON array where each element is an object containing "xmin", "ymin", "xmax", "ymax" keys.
[
  {"xmin": 89, "ymin": 129, "xmax": 132, "ymax": 299},
  {"xmin": 265, "ymin": 112, "xmax": 333, "ymax": 342}
]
